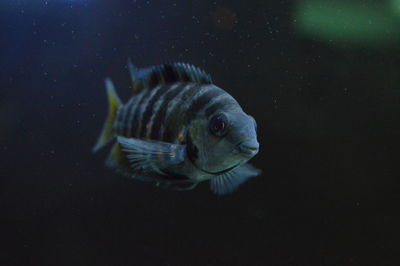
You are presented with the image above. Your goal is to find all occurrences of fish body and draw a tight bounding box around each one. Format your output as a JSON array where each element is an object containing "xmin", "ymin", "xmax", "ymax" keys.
[{"xmin": 93, "ymin": 62, "xmax": 260, "ymax": 195}]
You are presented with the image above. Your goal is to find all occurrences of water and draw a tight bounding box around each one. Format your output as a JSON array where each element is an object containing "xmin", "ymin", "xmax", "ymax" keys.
[{"xmin": 1, "ymin": 1, "xmax": 399, "ymax": 265}]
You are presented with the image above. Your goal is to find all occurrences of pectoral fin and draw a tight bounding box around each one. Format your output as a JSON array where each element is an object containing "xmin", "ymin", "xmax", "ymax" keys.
[
  {"xmin": 117, "ymin": 136, "xmax": 186, "ymax": 174},
  {"xmin": 210, "ymin": 164, "xmax": 261, "ymax": 195},
  {"xmin": 105, "ymin": 143, "xmax": 152, "ymax": 182}
]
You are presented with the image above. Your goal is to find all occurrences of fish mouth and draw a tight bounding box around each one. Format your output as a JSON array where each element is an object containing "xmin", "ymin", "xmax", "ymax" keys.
[{"xmin": 237, "ymin": 141, "xmax": 259, "ymax": 157}]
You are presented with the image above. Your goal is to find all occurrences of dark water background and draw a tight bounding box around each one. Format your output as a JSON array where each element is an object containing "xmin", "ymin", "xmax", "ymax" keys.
[{"xmin": 1, "ymin": 0, "xmax": 400, "ymax": 265}]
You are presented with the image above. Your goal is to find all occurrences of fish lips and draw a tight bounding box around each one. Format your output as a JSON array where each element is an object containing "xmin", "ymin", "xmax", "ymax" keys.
[{"xmin": 237, "ymin": 141, "xmax": 259, "ymax": 157}]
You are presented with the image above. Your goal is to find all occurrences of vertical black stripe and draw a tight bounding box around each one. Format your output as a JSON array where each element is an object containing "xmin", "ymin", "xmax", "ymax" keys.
[
  {"xmin": 149, "ymin": 84, "xmax": 185, "ymax": 140},
  {"xmin": 130, "ymin": 89, "xmax": 152, "ymax": 138},
  {"xmin": 122, "ymin": 97, "xmax": 138, "ymax": 136},
  {"xmin": 181, "ymin": 72, "xmax": 190, "ymax": 82},
  {"xmin": 149, "ymin": 72, "xmax": 159, "ymax": 88},
  {"xmin": 185, "ymin": 87, "xmax": 225, "ymax": 122},
  {"xmin": 120, "ymin": 105, "xmax": 129, "ymax": 135},
  {"xmin": 186, "ymin": 133, "xmax": 198, "ymax": 164},
  {"xmin": 138, "ymin": 85, "xmax": 170, "ymax": 138},
  {"xmin": 122, "ymin": 98, "xmax": 135, "ymax": 137},
  {"xmin": 162, "ymin": 84, "xmax": 202, "ymax": 142},
  {"xmin": 204, "ymin": 97, "xmax": 237, "ymax": 117},
  {"xmin": 162, "ymin": 64, "xmax": 178, "ymax": 83},
  {"xmin": 119, "ymin": 104, "xmax": 132, "ymax": 135},
  {"xmin": 114, "ymin": 107, "xmax": 124, "ymax": 135}
]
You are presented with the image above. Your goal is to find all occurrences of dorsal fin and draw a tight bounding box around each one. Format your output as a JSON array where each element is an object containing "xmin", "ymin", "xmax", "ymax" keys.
[
  {"xmin": 127, "ymin": 62, "xmax": 213, "ymax": 93},
  {"xmin": 127, "ymin": 59, "xmax": 140, "ymax": 93}
]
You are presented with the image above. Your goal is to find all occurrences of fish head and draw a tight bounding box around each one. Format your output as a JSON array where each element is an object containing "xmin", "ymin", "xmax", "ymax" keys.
[{"xmin": 188, "ymin": 109, "xmax": 259, "ymax": 174}]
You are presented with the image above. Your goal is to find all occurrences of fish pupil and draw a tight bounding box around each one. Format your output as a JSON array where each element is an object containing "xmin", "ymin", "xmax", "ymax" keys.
[
  {"xmin": 209, "ymin": 113, "xmax": 228, "ymax": 136},
  {"xmin": 213, "ymin": 120, "xmax": 224, "ymax": 132}
]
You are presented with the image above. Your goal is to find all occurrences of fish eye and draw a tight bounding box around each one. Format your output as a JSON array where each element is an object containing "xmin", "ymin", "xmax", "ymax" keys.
[{"xmin": 209, "ymin": 113, "xmax": 229, "ymax": 137}]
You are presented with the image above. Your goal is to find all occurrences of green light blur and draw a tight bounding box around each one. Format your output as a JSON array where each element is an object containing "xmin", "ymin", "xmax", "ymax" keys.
[
  {"xmin": 391, "ymin": 0, "xmax": 400, "ymax": 16},
  {"xmin": 295, "ymin": 0, "xmax": 400, "ymax": 47}
]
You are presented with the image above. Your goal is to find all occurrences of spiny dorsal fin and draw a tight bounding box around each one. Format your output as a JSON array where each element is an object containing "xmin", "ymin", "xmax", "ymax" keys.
[
  {"xmin": 127, "ymin": 62, "xmax": 213, "ymax": 92},
  {"xmin": 127, "ymin": 58, "xmax": 140, "ymax": 93}
]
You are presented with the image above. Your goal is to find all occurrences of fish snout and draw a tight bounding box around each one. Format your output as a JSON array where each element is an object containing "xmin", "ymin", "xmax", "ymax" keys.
[{"xmin": 238, "ymin": 141, "xmax": 259, "ymax": 157}]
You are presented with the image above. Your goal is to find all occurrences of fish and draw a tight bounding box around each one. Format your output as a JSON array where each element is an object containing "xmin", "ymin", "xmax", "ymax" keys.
[{"xmin": 93, "ymin": 61, "xmax": 260, "ymax": 195}]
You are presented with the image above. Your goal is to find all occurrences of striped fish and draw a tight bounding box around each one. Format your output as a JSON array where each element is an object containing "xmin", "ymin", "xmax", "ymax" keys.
[{"xmin": 93, "ymin": 62, "xmax": 260, "ymax": 195}]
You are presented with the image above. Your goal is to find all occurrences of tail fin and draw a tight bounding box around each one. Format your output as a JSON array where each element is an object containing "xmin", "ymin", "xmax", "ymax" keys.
[{"xmin": 92, "ymin": 78, "xmax": 122, "ymax": 153}]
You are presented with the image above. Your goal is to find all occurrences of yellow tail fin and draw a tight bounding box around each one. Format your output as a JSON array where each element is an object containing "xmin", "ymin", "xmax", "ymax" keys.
[{"xmin": 92, "ymin": 78, "xmax": 122, "ymax": 153}]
